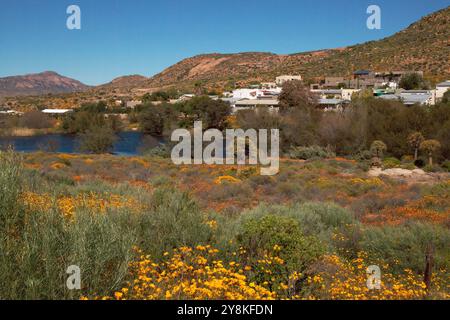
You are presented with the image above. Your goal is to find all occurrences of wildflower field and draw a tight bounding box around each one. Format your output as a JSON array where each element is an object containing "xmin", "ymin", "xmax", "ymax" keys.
[{"xmin": 1, "ymin": 150, "xmax": 449, "ymax": 300}]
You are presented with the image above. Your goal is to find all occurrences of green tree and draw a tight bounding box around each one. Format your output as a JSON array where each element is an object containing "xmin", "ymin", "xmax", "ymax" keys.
[
  {"xmin": 407, "ymin": 132, "xmax": 425, "ymax": 160},
  {"xmin": 442, "ymin": 90, "xmax": 450, "ymax": 104},
  {"xmin": 138, "ymin": 105, "xmax": 167, "ymax": 136},
  {"xmin": 420, "ymin": 139, "xmax": 441, "ymax": 166},
  {"xmin": 370, "ymin": 140, "xmax": 387, "ymax": 158},
  {"xmin": 78, "ymin": 126, "xmax": 117, "ymax": 154},
  {"xmin": 179, "ymin": 96, "xmax": 231, "ymax": 129},
  {"xmin": 399, "ymin": 73, "xmax": 428, "ymax": 90},
  {"xmin": 278, "ymin": 80, "xmax": 318, "ymax": 111}
]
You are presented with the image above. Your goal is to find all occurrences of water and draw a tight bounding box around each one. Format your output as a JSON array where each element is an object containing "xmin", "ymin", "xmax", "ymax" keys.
[{"xmin": 0, "ymin": 131, "xmax": 165, "ymax": 156}]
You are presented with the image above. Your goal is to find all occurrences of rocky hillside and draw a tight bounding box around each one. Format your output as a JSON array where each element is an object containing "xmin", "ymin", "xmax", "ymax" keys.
[
  {"xmin": 97, "ymin": 75, "xmax": 148, "ymax": 91},
  {"xmin": 145, "ymin": 6, "xmax": 450, "ymax": 90},
  {"xmin": 0, "ymin": 71, "xmax": 89, "ymax": 97}
]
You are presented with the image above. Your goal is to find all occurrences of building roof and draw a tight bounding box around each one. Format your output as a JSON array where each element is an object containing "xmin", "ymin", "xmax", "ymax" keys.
[
  {"xmin": 312, "ymin": 89, "xmax": 342, "ymax": 94},
  {"xmin": 354, "ymin": 70, "xmax": 371, "ymax": 76},
  {"xmin": 234, "ymin": 99, "xmax": 279, "ymax": 106},
  {"xmin": 379, "ymin": 92, "xmax": 431, "ymax": 105},
  {"xmin": 401, "ymin": 94, "xmax": 431, "ymax": 105},
  {"xmin": 41, "ymin": 109, "xmax": 73, "ymax": 114},
  {"xmin": 436, "ymin": 81, "xmax": 450, "ymax": 87},
  {"xmin": 318, "ymin": 98, "xmax": 345, "ymax": 105},
  {"xmin": 400, "ymin": 90, "xmax": 431, "ymax": 94}
]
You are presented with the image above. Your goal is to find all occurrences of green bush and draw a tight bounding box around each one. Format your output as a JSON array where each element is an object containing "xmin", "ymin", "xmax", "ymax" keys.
[
  {"xmin": 441, "ymin": 160, "xmax": 450, "ymax": 172},
  {"xmin": 234, "ymin": 202, "xmax": 358, "ymax": 252},
  {"xmin": 288, "ymin": 145, "xmax": 335, "ymax": 160},
  {"xmin": 423, "ymin": 164, "xmax": 444, "ymax": 173},
  {"xmin": 361, "ymin": 222, "xmax": 450, "ymax": 273},
  {"xmin": 383, "ymin": 157, "xmax": 401, "ymax": 169},
  {"xmin": 237, "ymin": 214, "xmax": 324, "ymax": 285},
  {"xmin": 136, "ymin": 187, "xmax": 213, "ymax": 258}
]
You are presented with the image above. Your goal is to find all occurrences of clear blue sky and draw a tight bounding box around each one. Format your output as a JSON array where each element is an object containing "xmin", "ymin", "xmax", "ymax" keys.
[{"xmin": 0, "ymin": 0, "xmax": 448, "ymax": 85}]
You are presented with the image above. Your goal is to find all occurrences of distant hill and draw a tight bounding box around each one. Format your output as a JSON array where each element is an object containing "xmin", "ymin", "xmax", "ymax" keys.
[
  {"xmin": 145, "ymin": 6, "xmax": 450, "ymax": 90},
  {"xmin": 0, "ymin": 71, "xmax": 89, "ymax": 97},
  {"xmin": 97, "ymin": 75, "xmax": 148, "ymax": 91}
]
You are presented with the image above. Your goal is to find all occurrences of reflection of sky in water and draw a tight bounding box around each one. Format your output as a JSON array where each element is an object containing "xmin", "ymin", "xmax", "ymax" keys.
[{"xmin": 0, "ymin": 132, "xmax": 165, "ymax": 156}]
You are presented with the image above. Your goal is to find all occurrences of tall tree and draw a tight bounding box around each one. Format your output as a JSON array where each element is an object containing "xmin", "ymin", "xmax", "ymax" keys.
[
  {"xmin": 420, "ymin": 140, "xmax": 441, "ymax": 166},
  {"xmin": 407, "ymin": 132, "xmax": 425, "ymax": 160}
]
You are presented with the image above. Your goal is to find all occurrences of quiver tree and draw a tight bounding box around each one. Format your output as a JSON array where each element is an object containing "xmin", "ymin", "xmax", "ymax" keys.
[
  {"xmin": 407, "ymin": 132, "xmax": 425, "ymax": 161},
  {"xmin": 420, "ymin": 140, "xmax": 441, "ymax": 166}
]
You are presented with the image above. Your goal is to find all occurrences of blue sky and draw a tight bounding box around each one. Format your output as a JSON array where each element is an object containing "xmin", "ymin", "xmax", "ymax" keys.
[{"xmin": 0, "ymin": 0, "xmax": 448, "ymax": 85}]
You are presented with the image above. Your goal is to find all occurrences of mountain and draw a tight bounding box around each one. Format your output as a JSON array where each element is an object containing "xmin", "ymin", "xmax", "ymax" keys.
[
  {"xmin": 0, "ymin": 71, "xmax": 89, "ymax": 97},
  {"xmin": 97, "ymin": 75, "xmax": 148, "ymax": 90},
  {"xmin": 145, "ymin": 6, "xmax": 450, "ymax": 90}
]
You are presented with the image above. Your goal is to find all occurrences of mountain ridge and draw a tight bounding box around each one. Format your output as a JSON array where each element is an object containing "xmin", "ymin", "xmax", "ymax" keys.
[{"xmin": 0, "ymin": 71, "xmax": 90, "ymax": 98}]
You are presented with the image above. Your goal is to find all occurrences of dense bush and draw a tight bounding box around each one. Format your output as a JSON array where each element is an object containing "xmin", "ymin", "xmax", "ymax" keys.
[
  {"xmin": 288, "ymin": 145, "xmax": 335, "ymax": 160},
  {"xmin": 136, "ymin": 187, "xmax": 213, "ymax": 257},
  {"xmin": 237, "ymin": 214, "xmax": 324, "ymax": 283},
  {"xmin": 383, "ymin": 157, "xmax": 401, "ymax": 169},
  {"xmin": 361, "ymin": 222, "xmax": 450, "ymax": 273}
]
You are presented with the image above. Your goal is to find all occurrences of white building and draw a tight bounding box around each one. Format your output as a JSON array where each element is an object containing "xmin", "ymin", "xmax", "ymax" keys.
[
  {"xmin": 126, "ymin": 100, "xmax": 142, "ymax": 108},
  {"xmin": 231, "ymin": 88, "xmax": 281, "ymax": 100},
  {"xmin": 436, "ymin": 81, "xmax": 450, "ymax": 101},
  {"xmin": 310, "ymin": 89, "xmax": 360, "ymax": 101},
  {"xmin": 379, "ymin": 90, "xmax": 436, "ymax": 106},
  {"xmin": 0, "ymin": 110, "xmax": 23, "ymax": 116},
  {"xmin": 233, "ymin": 99, "xmax": 279, "ymax": 113},
  {"xmin": 275, "ymin": 75, "xmax": 303, "ymax": 86},
  {"xmin": 41, "ymin": 109, "xmax": 73, "ymax": 115}
]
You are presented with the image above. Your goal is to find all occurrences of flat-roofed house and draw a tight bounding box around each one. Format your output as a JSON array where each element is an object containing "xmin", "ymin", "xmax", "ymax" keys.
[
  {"xmin": 276, "ymin": 75, "xmax": 302, "ymax": 86},
  {"xmin": 379, "ymin": 90, "xmax": 436, "ymax": 106},
  {"xmin": 233, "ymin": 98, "xmax": 279, "ymax": 113},
  {"xmin": 436, "ymin": 81, "xmax": 450, "ymax": 101}
]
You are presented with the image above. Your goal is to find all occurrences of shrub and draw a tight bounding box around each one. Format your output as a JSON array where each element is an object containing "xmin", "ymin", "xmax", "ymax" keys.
[
  {"xmin": 143, "ymin": 145, "xmax": 171, "ymax": 158},
  {"xmin": 383, "ymin": 157, "xmax": 401, "ymax": 169},
  {"xmin": 235, "ymin": 202, "xmax": 357, "ymax": 251},
  {"xmin": 288, "ymin": 145, "xmax": 335, "ymax": 160},
  {"xmin": 137, "ymin": 188, "xmax": 213, "ymax": 257},
  {"xmin": 423, "ymin": 164, "xmax": 444, "ymax": 173},
  {"xmin": 441, "ymin": 160, "xmax": 450, "ymax": 172},
  {"xmin": 353, "ymin": 150, "xmax": 372, "ymax": 161},
  {"xmin": 237, "ymin": 214, "xmax": 324, "ymax": 286},
  {"xmin": 361, "ymin": 222, "xmax": 450, "ymax": 273},
  {"xmin": 19, "ymin": 111, "xmax": 53, "ymax": 129}
]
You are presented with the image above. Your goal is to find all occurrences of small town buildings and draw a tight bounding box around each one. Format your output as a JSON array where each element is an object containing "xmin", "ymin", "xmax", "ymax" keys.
[
  {"xmin": 436, "ymin": 81, "xmax": 450, "ymax": 101},
  {"xmin": 275, "ymin": 75, "xmax": 302, "ymax": 86},
  {"xmin": 0, "ymin": 110, "xmax": 23, "ymax": 116},
  {"xmin": 126, "ymin": 100, "xmax": 142, "ymax": 109},
  {"xmin": 311, "ymin": 89, "xmax": 360, "ymax": 101},
  {"xmin": 317, "ymin": 71, "xmax": 423, "ymax": 90}
]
